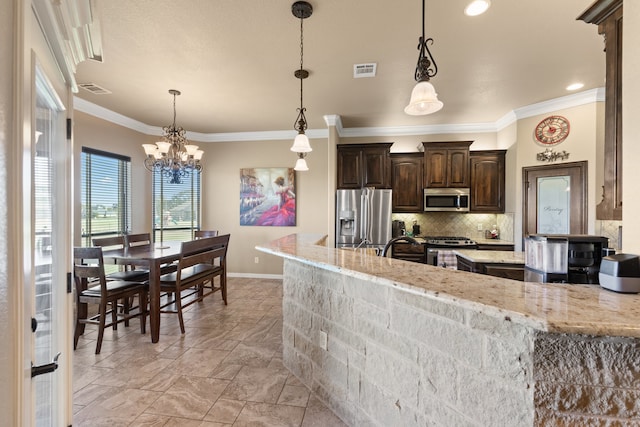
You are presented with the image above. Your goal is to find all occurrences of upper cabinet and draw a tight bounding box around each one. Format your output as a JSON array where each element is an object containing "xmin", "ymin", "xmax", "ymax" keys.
[
  {"xmin": 469, "ymin": 150, "xmax": 506, "ymax": 213},
  {"xmin": 337, "ymin": 143, "xmax": 392, "ymax": 189},
  {"xmin": 579, "ymin": 0, "xmax": 623, "ymax": 220},
  {"xmin": 390, "ymin": 153, "xmax": 424, "ymax": 212},
  {"xmin": 423, "ymin": 141, "xmax": 472, "ymax": 188}
]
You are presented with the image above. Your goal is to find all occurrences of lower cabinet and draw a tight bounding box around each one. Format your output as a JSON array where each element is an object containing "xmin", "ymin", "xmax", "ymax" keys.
[
  {"xmin": 391, "ymin": 243, "xmax": 426, "ymax": 263},
  {"xmin": 476, "ymin": 243, "xmax": 515, "ymax": 251},
  {"xmin": 456, "ymin": 256, "xmax": 524, "ymax": 281}
]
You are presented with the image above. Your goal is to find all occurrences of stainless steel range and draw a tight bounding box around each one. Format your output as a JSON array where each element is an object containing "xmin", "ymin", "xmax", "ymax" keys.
[
  {"xmin": 423, "ymin": 236, "xmax": 477, "ymax": 267},
  {"xmin": 423, "ymin": 236, "xmax": 478, "ymax": 248}
]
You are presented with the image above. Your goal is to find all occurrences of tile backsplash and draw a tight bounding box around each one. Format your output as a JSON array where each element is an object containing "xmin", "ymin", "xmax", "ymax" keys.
[
  {"xmin": 392, "ymin": 212, "xmax": 515, "ymax": 242},
  {"xmin": 391, "ymin": 213, "xmax": 622, "ymax": 249},
  {"xmin": 595, "ymin": 220, "xmax": 623, "ymax": 250}
]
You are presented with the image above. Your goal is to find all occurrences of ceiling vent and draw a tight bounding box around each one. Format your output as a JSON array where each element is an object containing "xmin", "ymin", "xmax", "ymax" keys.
[
  {"xmin": 353, "ymin": 63, "xmax": 377, "ymax": 78},
  {"xmin": 78, "ymin": 83, "xmax": 111, "ymax": 95}
]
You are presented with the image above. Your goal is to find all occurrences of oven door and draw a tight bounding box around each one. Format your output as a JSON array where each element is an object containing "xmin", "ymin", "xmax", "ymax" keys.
[
  {"xmin": 424, "ymin": 188, "xmax": 470, "ymax": 212},
  {"xmin": 426, "ymin": 243, "xmax": 478, "ymax": 268},
  {"xmin": 426, "ymin": 248, "xmax": 439, "ymax": 266}
]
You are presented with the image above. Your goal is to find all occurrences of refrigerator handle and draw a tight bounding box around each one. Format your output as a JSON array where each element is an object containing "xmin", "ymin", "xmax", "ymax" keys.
[{"xmin": 360, "ymin": 188, "xmax": 369, "ymax": 244}]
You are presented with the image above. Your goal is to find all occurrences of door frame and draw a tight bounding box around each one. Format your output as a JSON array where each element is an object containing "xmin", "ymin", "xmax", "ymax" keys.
[{"xmin": 522, "ymin": 161, "xmax": 588, "ymax": 237}]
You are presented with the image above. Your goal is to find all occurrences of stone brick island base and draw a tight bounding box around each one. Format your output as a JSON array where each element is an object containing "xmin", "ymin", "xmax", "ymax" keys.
[{"xmin": 257, "ymin": 234, "xmax": 640, "ymax": 426}]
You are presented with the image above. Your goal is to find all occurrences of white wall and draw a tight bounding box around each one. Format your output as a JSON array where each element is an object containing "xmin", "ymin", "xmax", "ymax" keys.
[
  {"xmin": 201, "ymin": 137, "xmax": 330, "ymax": 276},
  {"xmin": 511, "ymin": 103, "xmax": 601, "ymax": 250},
  {"xmin": 622, "ymin": 2, "xmax": 640, "ymax": 254},
  {"xmin": 0, "ymin": 0, "xmax": 16, "ymax": 423}
]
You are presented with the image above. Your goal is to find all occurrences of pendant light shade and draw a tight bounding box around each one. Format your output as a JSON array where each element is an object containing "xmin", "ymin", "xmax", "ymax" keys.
[
  {"xmin": 290, "ymin": 132, "xmax": 312, "ymax": 153},
  {"xmin": 294, "ymin": 157, "xmax": 309, "ymax": 171},
  {"xmin": 404, "ymin": 80, "xmax": 443, "ymax": 115}
]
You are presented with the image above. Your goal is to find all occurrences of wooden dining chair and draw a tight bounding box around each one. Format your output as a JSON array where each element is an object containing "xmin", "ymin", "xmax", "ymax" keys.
[
  {"xmin": 158, "ymin": 234, "xmax": 230, "ymax": 333},
  {"xmin": 125, "ymin": 232, "xmax": 178, "ymax": 275},
  {"xmin": 194, "ymin": 230, "xmax": 219, "ymax": 239},
  {"xmin": 125, "ymin": 232, "xmax": 152, "ymax": 247},
  {"xmin": 198, "ymin": 234, "xmax": 230, "ymax": 305},
  {"xmin": 92, "ymin": 236, "xmax": 149, "ymax": 282},
  {"xmin": 73, "ymin": 246, "xmax": 148, "ymax": 354}
]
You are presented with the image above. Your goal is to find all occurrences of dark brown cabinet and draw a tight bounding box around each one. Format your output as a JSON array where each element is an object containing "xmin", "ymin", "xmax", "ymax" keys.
[
  {"xmin": 579, "ymin": 0, "xmax": 623, "ymax": 220},
  {"xmin": 390, "ymin": 153, "xmax": 424, "ymax": 212},
  {"xmin": 469, "ymin": 150, "xmax": 506, "ymax": 213},
  {"xmin": 476, "ymin": 243, "xmax": 514, "ymax": 251},
  {"xmin": 391, "ymin": 243, "xmax": 426, "ymax": 263},
  {"xmin": 337, "ymin": 143, "xmax": 392, "ymax": 189},
  {"xmin": 423, "ymin": 141, "xmax": 472, "ymax": 188},
  {"xmin": 456, "ymin": 256, "xmax": 524, "ymax": 281}
]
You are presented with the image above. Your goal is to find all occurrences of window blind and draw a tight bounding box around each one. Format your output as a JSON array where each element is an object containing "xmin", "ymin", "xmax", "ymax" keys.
[
  {"xmin": 81, "ymin": 147, "xmax": 132, "ymax": 246},
  {"xmin": 152, "ymin": 169, "xmax": 201, "ymax": 242}
]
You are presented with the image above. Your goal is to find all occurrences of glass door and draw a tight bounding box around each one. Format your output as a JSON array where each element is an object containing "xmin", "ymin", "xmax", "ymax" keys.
[{"xmin": 30, "ymin": 64, "xmax": 69, "ymax": 426}]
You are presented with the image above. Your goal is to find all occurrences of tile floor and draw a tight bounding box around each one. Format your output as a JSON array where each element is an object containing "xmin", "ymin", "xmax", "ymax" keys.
[{"xmin": 73, "ymin": 277, "xmax": 347, "ymax": 427}]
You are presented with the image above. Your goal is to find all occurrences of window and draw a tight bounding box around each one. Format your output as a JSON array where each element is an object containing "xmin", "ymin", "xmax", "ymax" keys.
[
  {"xmin": 80, "ymin": 148, "xmax": 132, "ymax": 246},
  {"xmin": 152, "ymin": 170, "xmax": 201, "ymax": 242}
]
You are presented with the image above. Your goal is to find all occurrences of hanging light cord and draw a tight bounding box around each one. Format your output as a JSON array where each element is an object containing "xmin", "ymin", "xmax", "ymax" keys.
[
  {"xmin": 172, "ymin": 91, "xmax": 177, "ymax": 128},
  {"xmin": 414, "ymin": 0, "xmax": 438, "ymax": 82},
  {"xmin": 294, "ymin": 14, "xmax": 308, "ymax": 134}
]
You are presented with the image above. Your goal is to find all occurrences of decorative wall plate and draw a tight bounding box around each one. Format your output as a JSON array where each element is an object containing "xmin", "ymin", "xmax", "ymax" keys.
[{"xmin": 534, "ymin": 115, "xmax": 570, "ymax": 146}]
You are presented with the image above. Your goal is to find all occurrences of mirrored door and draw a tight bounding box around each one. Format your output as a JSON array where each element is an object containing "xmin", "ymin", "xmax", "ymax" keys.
[{"xmin": 523, "ymin": 161, "xmax": 588, "ymax": 237}]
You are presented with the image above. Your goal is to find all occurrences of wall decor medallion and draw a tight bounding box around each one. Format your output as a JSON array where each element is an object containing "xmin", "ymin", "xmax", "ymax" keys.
[{"xmin": 534, "ymin": 115, "xmax": 570, "ymax": 146}]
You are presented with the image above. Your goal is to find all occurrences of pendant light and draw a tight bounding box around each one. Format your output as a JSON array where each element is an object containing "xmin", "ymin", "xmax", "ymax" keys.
[
  {"xmin": 290, "ymin": 1, "xmax": 313, "ymax": 171},
  {"xmin": 405, "ymin": 0, "xmax": 443, "ymax": 115}
]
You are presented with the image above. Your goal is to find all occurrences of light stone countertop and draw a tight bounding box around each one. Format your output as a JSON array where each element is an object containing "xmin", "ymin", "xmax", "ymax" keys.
[
  {"xmin": 453, "ymin": 249, "xmax": 525, "ymax": 264},
  {"xmin": 256, "ymin": 233, "xmax": 640, "ymax": 338}
]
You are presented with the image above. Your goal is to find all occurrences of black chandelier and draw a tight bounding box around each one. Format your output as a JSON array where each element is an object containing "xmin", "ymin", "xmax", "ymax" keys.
[
  {"xmin": 289, "ymin": 1, "xmax": 313, "ymax": 171},
  {"xmin": 142, "ymin": 89, "xmax": 203, "ymax": 184},
  {"xmin": 404, "ymin": 0, "xmax": 443, "ymax": 115}
]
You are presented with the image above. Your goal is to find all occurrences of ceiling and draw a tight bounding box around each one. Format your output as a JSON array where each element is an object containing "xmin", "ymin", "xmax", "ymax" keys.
[{"xmin": 74, "ymin": 0, "xmax": 605, "ymax": 137}]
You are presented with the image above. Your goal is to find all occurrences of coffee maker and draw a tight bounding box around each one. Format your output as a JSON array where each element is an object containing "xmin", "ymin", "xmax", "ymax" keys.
[
  {"xmin": 524, "ymin": 234, "xmax": 610, "ymax": 284},
  {"xmin": 392, "ymin": 220, "xmax": 406, "ymax": 238}
]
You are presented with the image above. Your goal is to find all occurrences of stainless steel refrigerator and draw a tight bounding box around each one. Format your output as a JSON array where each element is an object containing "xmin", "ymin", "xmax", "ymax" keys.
[{"xmin": 336, "ymin": 188, "xmax": 392, "ymax": 250}]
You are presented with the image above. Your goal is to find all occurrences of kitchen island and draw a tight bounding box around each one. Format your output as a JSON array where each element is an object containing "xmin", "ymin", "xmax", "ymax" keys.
[
  {"xmin": 454, "ymin": 249, "xmax": 525, "ymax": 280},
  {"xmin": 256, "ymin": 234, "xmax": 640, "ymax": 426}
]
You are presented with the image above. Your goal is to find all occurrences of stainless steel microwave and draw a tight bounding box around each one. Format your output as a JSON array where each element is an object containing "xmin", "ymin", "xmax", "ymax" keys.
[{"xmin": 424, "ymin": 188, "xmax": 470, "ymax": 212}]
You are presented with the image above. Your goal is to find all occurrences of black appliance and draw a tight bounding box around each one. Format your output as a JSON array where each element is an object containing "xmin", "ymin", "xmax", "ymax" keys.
[
  {"xmin": 392, "ymin": 220, "xmax": 406, "ymax": 238},
  {"xmin": 424, "ymin": 236, "xmax": 478, "ymax": 267},
  {"xmin": 524, "ymin": 234, "xmax": 610, "ymax": 284}
]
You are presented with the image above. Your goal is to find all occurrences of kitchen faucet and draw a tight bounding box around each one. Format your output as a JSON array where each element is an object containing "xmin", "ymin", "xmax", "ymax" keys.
[{"xmin": 381, "ymin": 236, "xmax": 419, "ymax": 258}]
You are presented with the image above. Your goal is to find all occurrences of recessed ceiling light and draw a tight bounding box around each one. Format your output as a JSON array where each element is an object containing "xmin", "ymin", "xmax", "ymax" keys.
[
  {"xmin": 566, "ymin": 83, "xmax": 584, "ymax": 91},
  {"xmin": 464, "ymin": 0, "xmax": 491, "ymax": 16}
]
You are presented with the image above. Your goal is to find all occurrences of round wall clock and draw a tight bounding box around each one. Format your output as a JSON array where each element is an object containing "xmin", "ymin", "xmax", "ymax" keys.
[{"xmin": 534, "ymin": 115, "xmax": 570, "ymax": 145}]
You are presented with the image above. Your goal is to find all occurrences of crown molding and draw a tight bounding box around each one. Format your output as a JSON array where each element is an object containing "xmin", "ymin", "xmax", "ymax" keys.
[
  {"xmin": 511, "ymin": 88, "xmax": 604, "ymax": 121},
  {"xmin": 74, "ymin": 87, "xmax": 604, "ymax": 142},
  {"xmin": 74, "ymin": 97, "xmax": 160, "ymax": 134}
]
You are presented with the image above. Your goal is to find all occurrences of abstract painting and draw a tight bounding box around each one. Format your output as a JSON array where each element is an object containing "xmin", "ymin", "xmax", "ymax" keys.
[{"xmin": 240, "ymin": 167, "xmax": 296, "ymax": 226}]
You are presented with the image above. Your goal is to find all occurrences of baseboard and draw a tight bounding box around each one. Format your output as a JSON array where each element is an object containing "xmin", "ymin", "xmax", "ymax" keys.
[{"xmin": 227, "ymin": 272, "xmax": 284, "ymax": 280}]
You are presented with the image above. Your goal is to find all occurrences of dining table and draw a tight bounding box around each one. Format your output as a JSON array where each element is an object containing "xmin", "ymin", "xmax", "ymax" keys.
[{"xmin": 102, "ymin": 240, "xmax": 182, "ymax": 343}]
